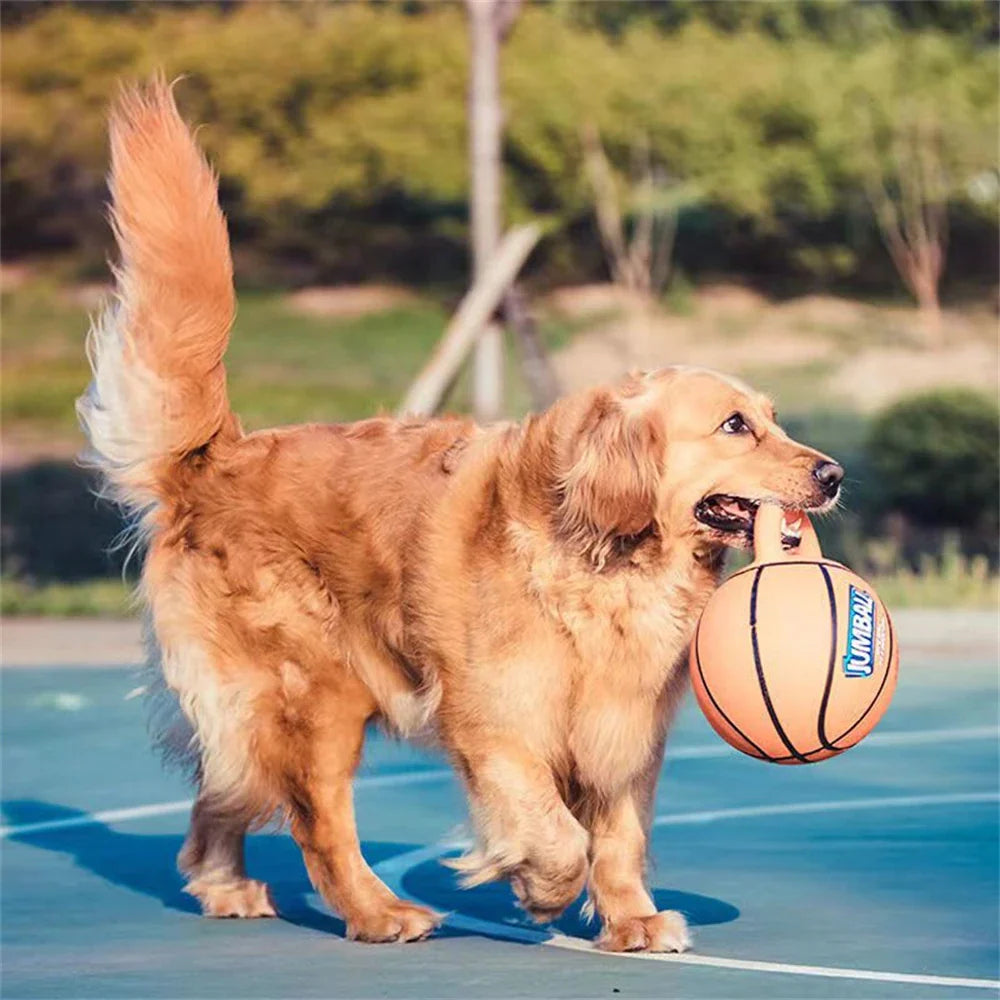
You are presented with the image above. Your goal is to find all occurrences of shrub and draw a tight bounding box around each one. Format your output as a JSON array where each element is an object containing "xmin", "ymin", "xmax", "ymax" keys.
[{"xmin": 865, "ymin": 389, "xmax": 999, "ymax": 533}]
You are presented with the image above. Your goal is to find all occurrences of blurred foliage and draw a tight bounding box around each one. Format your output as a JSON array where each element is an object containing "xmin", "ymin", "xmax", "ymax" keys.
[
  {"xmin": 0, "ymin": 576, "xmax": 133, "ymax": 617},
  {"xmin": 780, "ymin": 393, "xmax": 999, "ymax": 575},
  {"xmin": 866, "ymin": 533, "xmax": 998, "ymax": 610},
  {"xmin": 0, "ymin": 461, "xmax": 125, "ymax": 583},
  {"xmin": 2, "ymin": 1, "xmax": 997, "ymax": 285},
  {"xmin": 866, "ymin": 389, "xmax": 999, "ymax": 533}
]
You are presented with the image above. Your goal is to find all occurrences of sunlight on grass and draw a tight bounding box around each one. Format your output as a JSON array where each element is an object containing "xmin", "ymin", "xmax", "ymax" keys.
[
  {"xmin": 3, "ymin": 562, "xmax": 993, "ymax": 618},
  {"xmin": 865, "ymin": 536, "xmax": 999, "ymax": 610},
  {"xmin": 1, "ymin": 577, "xmax": 134, "ymax": 617},
  {"xmin": 1, "ymin": 281, "xmax": 583, "ymax": 445}
]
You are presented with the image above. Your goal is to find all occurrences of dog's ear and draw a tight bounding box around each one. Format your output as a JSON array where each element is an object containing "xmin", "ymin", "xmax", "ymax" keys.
[{"xmin": 558, "ymin": 389, "xmax": 664, "ymax": 561}]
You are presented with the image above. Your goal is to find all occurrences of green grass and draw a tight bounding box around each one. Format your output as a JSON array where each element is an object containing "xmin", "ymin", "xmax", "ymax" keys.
[
  {"xmin": 865, "ymin": 536, "xmax": 999, "ymax": 610},
  {"xmin": 737, "ymin": 358, "xmax": 844, "ymax": 413},
  {"xmin": 1, "ymin": 577, "xmax": 134, "ymax": 617},
  {"xmin": 1, "ymin": 282, "xmax": 455, "ymax": 439},
  {"xmin": 2, "ymin": 567, "xmax": 992, "ymax": 617},
  {"xmin": 1, "ymin": 280, "xmax": 580, "ymax": 446},
  {"xmin": 870, "ymin": 568, "xmax": 998, "ymax": 610},
  {"xmin": 226, "ymin": 293, "xmax": 452, "ymax": 427},
  {"xmin": 719, "ymin": 534, "xmax": 998, "ymax": 610}
]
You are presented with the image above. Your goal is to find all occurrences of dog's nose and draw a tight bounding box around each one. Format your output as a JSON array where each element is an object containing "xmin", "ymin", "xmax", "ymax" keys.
[{"xmin": 812, "ymin": 460, "xmax": 844, "ymax": 498}]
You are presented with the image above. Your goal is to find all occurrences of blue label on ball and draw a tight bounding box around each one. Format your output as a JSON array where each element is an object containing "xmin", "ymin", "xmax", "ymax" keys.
[{"xmin": 843, "ymin": 585, "xmax": 877, "ymax": 677}]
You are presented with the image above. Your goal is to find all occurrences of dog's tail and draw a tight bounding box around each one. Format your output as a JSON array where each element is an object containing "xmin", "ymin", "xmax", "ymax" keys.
[{"xmin": 77, "ymin": 77, "xmax": 238, "ymax": 525}]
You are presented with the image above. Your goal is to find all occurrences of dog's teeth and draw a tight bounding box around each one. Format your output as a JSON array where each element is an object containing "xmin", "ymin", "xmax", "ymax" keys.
[{"xmin": 781, "ymin": 514, "xmax": 802, "ymax": 538}]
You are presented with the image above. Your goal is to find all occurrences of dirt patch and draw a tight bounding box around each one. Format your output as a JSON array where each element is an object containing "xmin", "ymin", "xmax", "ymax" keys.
[
  {"xmin": 1, "ymin": 618, "xmax": 142, "ymax": 667},
  {"xmin": 694, "ymin": 282, "xmax": 768, "ymax": 318},
  {"xmin": 544, "ymin": 283, "xmax": 645, "ymax": 319},
  {"xmin": 550, "ymin": 301, "xmax": 835, "ymax": 393},
  {"xmin": 772, "ymin": 294, "xmax": 871, "ymax": 330},
  {"xmin": 61, "ymin": 283, "xmax": 113, "ymax": 311},
  {"xmin": 0, "ymin": 263, "xmax": 35, "ymax": 292},
  {"xmin": 2, "ymin": 430, "xmax": 84, "ymax": 469},
  {"xmin": 828, "ymin": 341, "xmax": 999, "ymax": 411},
  {"xmin": 548, "ymin": 283, "xmax": 998, "ymax": 408},
  {"xmin": 287, "ymin": 284, "xmax": 418, "ymax": 319}
]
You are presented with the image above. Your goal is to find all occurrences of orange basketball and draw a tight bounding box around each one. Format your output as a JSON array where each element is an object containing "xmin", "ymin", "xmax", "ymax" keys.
[{"xmin": 690, "ymin": 505, "xmax": 898, "ymax": 764}]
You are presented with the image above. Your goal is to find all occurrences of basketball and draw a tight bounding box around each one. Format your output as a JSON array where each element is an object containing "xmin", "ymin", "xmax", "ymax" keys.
[{"xmin": 690, "ymin": 504, "xmax": 898, "ymax": 764}]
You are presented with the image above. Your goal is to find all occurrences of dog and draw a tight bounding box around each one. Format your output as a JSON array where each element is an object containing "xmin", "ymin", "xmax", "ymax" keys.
[{"xmin": 77, "ymin": 80, "xmax": 843, "ymax": 952}]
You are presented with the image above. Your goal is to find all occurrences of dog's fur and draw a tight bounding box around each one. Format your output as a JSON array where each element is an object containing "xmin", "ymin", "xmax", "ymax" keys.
[{"xmin": 78, "ymin": 81, "xmax": 840, "ymax": 951}]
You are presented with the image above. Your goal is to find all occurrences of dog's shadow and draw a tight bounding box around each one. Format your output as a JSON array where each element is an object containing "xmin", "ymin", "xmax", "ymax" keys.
[{"xmin": 2, "ymin": 800, "xmax": 738, "ymax": 941}]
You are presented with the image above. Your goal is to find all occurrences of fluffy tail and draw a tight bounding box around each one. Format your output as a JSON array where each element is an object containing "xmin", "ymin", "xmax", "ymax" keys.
[{"xmin": 77, "ymin": 77, "xmax": 238, "ymax": 521}]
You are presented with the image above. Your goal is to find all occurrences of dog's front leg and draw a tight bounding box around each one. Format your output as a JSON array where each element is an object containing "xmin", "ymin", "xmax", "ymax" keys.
[
  {"xmin": 586, "ymin": 773, "xmax": 691, "ymax": 953},
  {"xmin": 450, "ymin": 739, "xmax": 590, "ymax": 922}
]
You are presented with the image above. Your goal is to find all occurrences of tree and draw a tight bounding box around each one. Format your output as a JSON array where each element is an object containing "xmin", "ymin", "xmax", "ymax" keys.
[
  {"xmin": 844, "ymin": 35, "xmax": 997, "ymax": 343},
  {"xmin": 581, "ymin": 124, "xmax": 689, "ymax": 300},
  {"xmin": 465, "ymin": 0, "xmax": 558, "ymax": 417},
  {"xmin": 859, "ymin": 109, "xmax": 949, "ymax": 342},
  {"xmin": 466, "ymin": 0, "xmax": 520, "ymax": 420}
]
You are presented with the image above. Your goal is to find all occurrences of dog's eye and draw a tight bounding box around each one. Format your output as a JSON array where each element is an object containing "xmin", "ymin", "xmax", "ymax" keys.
[{"xmin": 720, "ymin": 413, "xmax": 749, "ymax": 435}]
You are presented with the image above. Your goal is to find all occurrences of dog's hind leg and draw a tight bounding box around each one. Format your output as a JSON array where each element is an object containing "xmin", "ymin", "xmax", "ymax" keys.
[
  {"xmin": 178, "ymin": 791, "xmax": 277, "ymax": 918},
  {"xmin": 283, "ymin": 674, "xmax": 440, "ymax": 943}
]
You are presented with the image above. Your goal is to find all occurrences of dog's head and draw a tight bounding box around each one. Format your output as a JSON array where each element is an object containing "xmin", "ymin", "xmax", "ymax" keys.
[{"xmin": 555, "ymin": 367, "xmax": 842, "ymax": 564}]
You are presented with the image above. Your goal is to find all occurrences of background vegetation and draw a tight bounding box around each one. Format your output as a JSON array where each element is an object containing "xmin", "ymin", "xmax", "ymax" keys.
[
  {"xmin": 3, "ymin": 0, "xmax": 997, "ymax": 287},
  {"xmin": 2, "ymin": 0, "xmax": 997, "ymax": 613}
]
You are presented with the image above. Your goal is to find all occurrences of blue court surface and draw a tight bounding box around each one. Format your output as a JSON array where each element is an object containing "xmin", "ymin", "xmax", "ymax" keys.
[{"xmin": 2, "ymin": 611, "xmax": 998, "ymax": 999}]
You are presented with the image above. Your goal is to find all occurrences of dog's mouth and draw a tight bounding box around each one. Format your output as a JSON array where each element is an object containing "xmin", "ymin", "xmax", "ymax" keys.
[{"xmin": 694, "ymin": 494, "xmax": 804, "ymax": 548}]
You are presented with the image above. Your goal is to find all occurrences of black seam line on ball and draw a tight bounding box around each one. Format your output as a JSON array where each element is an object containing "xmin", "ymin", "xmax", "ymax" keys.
[
  {"xmin": 815, "ymin": 564, "xmax": 839, "ymax": 752},
  {"xmin": 767, "ymin": 745, "xmax": 836, "ymax": 763},
  {"xmin": 727, "ymin": 559, "xmax": 845, "ymax": 583},
  {"xmin": 750, "ymin": 567, "xmax": 810, "ymax": 764},
  {"xmin": 693, "ymin": 618, "xmax": 771, "ymax": 761},
  {"xmin": 829, "ymin": 601, "xmax": 894, "ymax": 747}
]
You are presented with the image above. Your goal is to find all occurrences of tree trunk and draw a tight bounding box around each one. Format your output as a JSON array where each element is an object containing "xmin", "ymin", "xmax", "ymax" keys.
[
  {"xmin": 910, "ymin": 263, "xmax": 943, "ymax": 347},
  {"xmin": 504, "ymin": 285, "xmax": 560, "ymax": 410},
  {"xmin": 467, "ymin": 0, "xmax": 503, "ymax": 421}
]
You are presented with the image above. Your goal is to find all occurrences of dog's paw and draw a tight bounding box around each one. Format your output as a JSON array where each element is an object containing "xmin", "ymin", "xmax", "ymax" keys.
[
  {"xmin": 188, "ymin": 878, "xmax": 277, "ymax": 919},
  {"xmin": 510, "ymin": 850, "xmax": 588, "ymax": 923},
  {"xmin": 346, "ymin": 900, "xmax": 441, "ymax": 943},
  {"xmin": 597, "ymin": 910, "xmax": 691, "ymax": 953}
]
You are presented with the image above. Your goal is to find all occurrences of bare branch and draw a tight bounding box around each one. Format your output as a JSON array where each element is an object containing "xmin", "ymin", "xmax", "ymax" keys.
[
  {"xmin": 494, "ymin": 0, "xmax": 523, "ymax": 41},
  {"xmin": 856, "ymin": 97, "xmax": 948, "ymax": 340},
  {"xmin": 504, "ymin": 284, "xmax": 560, "ymax": 410},
  {"xmin": 581, "ymin": 122, "xmax": 630, "ymax": 287},
  {"xmin": 582, "ymin": 125, "xmax": 680, "ymax": 300}
]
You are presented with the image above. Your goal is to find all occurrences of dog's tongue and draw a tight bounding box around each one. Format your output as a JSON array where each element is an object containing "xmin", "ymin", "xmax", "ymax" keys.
[{"xmin": 719, "ymin": 497, "xmax": 745, "ymax": 517}]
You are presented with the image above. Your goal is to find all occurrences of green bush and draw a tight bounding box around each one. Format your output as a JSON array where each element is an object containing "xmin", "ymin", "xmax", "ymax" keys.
[{"xmin": 866, "ymin": 389, "xmax": 999, "ymax": 533}]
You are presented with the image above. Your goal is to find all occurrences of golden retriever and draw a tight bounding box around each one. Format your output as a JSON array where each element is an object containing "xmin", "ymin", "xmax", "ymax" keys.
[{"xmin": 77, "ymin": 80, "xmax": 843, "ymax": 952}]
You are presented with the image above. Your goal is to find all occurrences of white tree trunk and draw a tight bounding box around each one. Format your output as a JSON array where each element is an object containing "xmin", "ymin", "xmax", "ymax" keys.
[{"xmin": 468, "ymin": 0, "xmax": 504, "ymax": 421}]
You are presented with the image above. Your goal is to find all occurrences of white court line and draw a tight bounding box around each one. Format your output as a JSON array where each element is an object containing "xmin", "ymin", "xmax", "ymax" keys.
[
  {"xmin": 374, "ymin": 792, "xmax": 1000, "ymax": 993},
  {"xmin": 667, "ymin": 724, "xmax": 1000, "ymax": 760},
  {"xmin": 0, "ymin": 768, "xmax": 453, "ymax": 838},
  {"xmin": 2, "ymin": 724, "xmax": 996, "ymax": 839},
  {"xmin": 651, "ymin": 791, "xmax": 1000, "ymax": 828}
]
